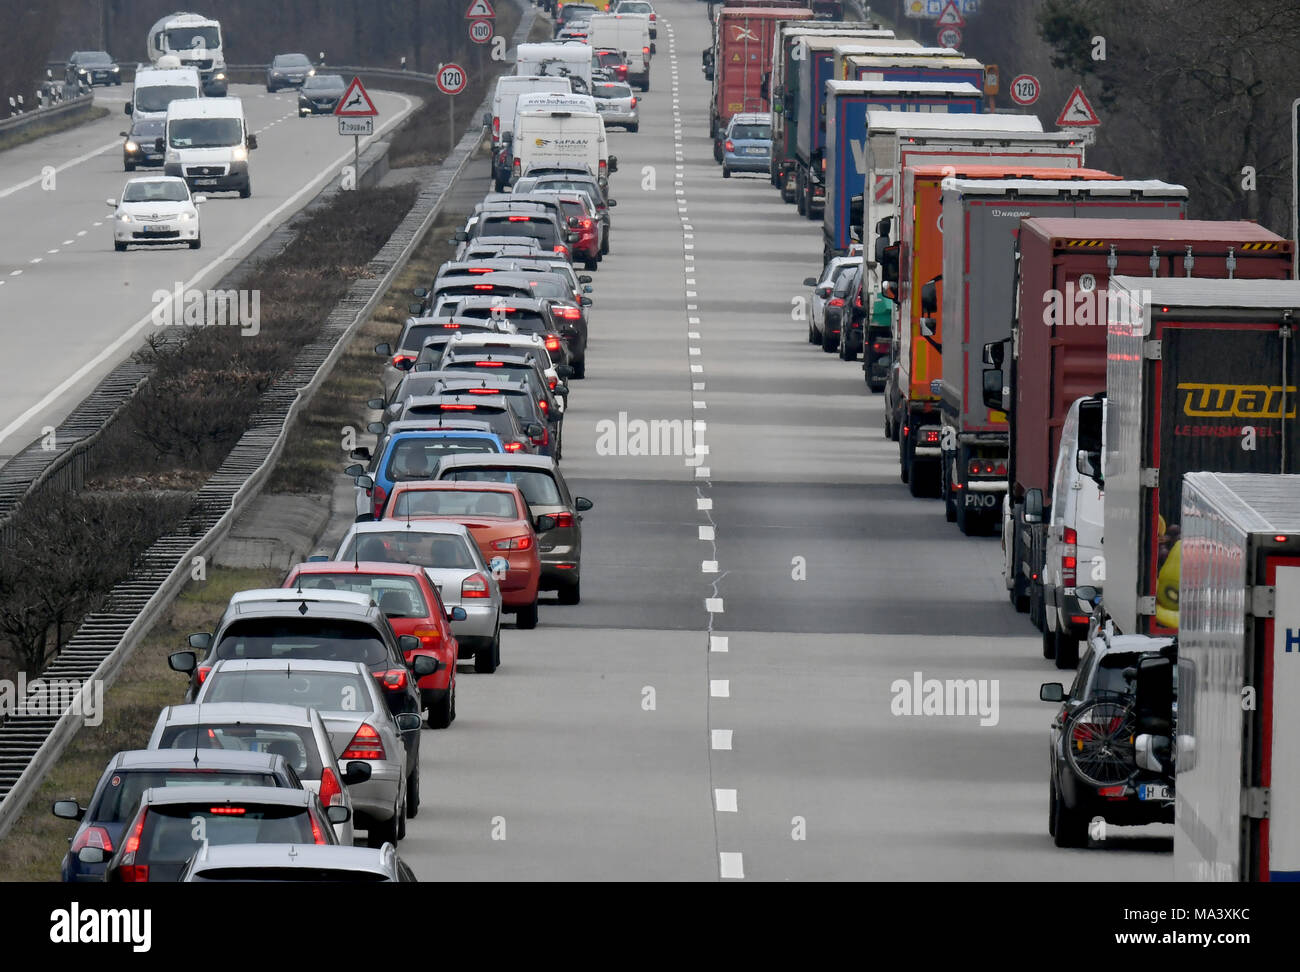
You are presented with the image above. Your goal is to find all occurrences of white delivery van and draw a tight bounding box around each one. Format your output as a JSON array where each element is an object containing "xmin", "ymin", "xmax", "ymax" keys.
[
  {"xmin": 128, "ymin": 65, "xmax": 202, "ymax": 121},
  {"xmin": 512, "ymin": 108, "xmax": 611, "ymax": 187},
  {"xmin": 162, "ymin": 97, "xmax": 257, "ymax": 197},
  {"xmin": 586, "ymin": 13, "xmax": 652, "ymax": 91},
  {"xmin": 515, "ymin": 43, "xmax": 594, "ymax": 95},
  {"xmin": 489, "ymin": 75, "xmax": 572, "ymax": 190}
]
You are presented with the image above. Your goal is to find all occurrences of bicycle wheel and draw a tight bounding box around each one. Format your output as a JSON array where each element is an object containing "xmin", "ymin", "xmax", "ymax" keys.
[{"xmin": 1065, "ymin": 699, "xmax": 1137, "ymax": 787}]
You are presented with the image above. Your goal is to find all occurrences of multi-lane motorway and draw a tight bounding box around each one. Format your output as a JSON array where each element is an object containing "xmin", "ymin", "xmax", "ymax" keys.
[
  {"xmin": 0, "ymin": 83, "xmax": 414, "ymax": 461},
  {"xmin": 390, "ymin": 2, "xmax": 1173, "ymax": 880}
]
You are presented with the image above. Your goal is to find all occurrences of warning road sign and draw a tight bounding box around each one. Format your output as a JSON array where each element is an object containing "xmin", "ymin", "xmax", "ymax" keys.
[
  {"xmin": 335, "ymin": 77, "xmax": 378, "ymax": 116},
  {"xmin": 1056, "ymin": 85, "xmax": 1100, "ymax": 126},
  {"xmin": 466, "ymin": 0, "xmax": 496, "ymax": 17},
  {"xmin": 937, "ymin": 0, "xmax": 965, "ymax": 26}
]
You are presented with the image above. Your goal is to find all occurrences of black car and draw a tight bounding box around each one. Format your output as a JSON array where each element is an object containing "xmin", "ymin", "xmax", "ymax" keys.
[
  {"xmin": 122, "ymin": 117, "xmax": 166, "ymax": 171},
  {"xmin": 837, "ymin": 264, "xmax": 866, "ymax": 362},
  {"xmin": 405, "ymin": 375, "xmax": 558, "ymax": 458},
  {"xmin": 819, "ymin": 266, "xmax": 858, "ymax": 354},
  {"xmin": 513, "ymin": 173, "xmax": 616, "ymax": 255},
  {"xmin": 299, "ymin": 73, "xmax": 347, "ymax": 115},
  {"xmin": 1040, "ymin": 636, "xmax": 1177, "ymax": 848},
  {"xmin": 66, "ymin": 50, "xmax": 120, "ymax": 86},
  {"xmin": 267, "ymin": 52, "xmax": 315, "ymax": 91},
  {"xmin": 554, "ymin": 2, "xmax": 598, "ymax": 37},
  {"xmin": 527, "ymin": 273, "xmax": 591, "ymax": 377}
]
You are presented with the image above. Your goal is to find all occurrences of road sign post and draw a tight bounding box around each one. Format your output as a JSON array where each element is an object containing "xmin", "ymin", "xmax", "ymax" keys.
[
  {"xmin": 334, "ymin": 77, "xmax": 379, "ymax": 188},
  {"xmin": 437, "ymin": 63, "xmax": 469, "ymax": 154}
]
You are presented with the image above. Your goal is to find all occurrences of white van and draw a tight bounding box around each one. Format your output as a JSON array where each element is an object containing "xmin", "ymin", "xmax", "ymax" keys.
[
  {"xmin": 162, "ymin": 97, "xmax": 257, "ymax": 197},
  {"xmin": 128, "ymin": 65, "xmax": 202, "ymax": 121},
  {"xmin": 512, "ymin": 108, "xmax": 611, "ymax": 187},
  {"xmin": 515, "ymin": 43, "xmax": 594, "ymax": 96},
  {"xmin": 490, "ymin": 75, "xmax": 572, "ymax": 190},
  {"xmin": 1040, "ymin": 394, "xmax": 1105, "ymax": 669},
  {"xmin": 586, "ymin": 13, "xmax": 652, "ymax": 91}
]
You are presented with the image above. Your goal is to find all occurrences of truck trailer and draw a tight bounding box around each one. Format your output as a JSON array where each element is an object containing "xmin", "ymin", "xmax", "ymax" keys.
[{"xmin": 709, "ymin": 6, "xmax": 813, "ymax": 144}]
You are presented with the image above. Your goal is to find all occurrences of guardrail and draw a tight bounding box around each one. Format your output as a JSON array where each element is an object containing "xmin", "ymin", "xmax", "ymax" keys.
[
  {"xmin": 0, "ymin": 92, "xmax": 95, "ymax": 135},
  {"xmin": 0, "ymin": 0, "xmax": 537, "ymax": 844}
]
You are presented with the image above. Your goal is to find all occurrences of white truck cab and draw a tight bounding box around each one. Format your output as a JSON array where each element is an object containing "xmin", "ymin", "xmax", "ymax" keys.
[
  {"xmin": 163, "ymin": 97, "xmax": 256, "ymax": 197},
  {"xmin": 147, "ymin": 12, "xmax": 227, "ymax": 96}
]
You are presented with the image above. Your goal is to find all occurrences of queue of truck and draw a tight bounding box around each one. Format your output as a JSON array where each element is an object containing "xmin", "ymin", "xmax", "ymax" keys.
[{"xmin": 701, "ymin": 0, "xmax": 1300, "ymax": 877}]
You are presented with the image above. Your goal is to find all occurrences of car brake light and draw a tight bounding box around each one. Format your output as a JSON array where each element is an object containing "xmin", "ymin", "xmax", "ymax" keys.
[
  {"xmin": 630, "ymin": 96, "xmax": 636, "ymax": 107},
  {"xmin": 553, "ymin": 245, "xmax": 570, "ymax": 258},
  {"xmin": 462, "ymin": 572, "xmax": 491, "ymax": 597},
  {"xmin": 209, "ymin": 806, "xmax": 246, "ymax": 815},
  {"xmin": 995, "ymin": 462, "xmax": 1007, "ymax": 476},
  {"xmin": 468, "ymin": 388, "xmax": 497, "ymax": 394},
  {"xmin": 828, "ymin": 297, "xmax": 845, "ymax": 307},
  {"xmin": 120, "ymin": 865, "xmax": 150, "ymax": 882},
  {"xmin": 196, "ymin": 665, "xmax": 212, "ymax": 685},
  {"xmin": 318, "ymin": 766, "xmax": 345, "ymax": 807},
  {"xmin": 71, "ymin": 825, "xmax": 114, "ymax": 855},
  {"xmin": 372, "ymin": 484, "xmax": 387, "ymax": 518},
  {"xmin": 1063, "ymin": 526, "xmax": 1078, "ymax": 585},
  {"xmin": 116, "ymin": 808, "xmax": 148, "ymax": 880},
  {"xmin": 553, "ymin": 512, "xmax": 574, "ymax": 528},
  {"xmin": 580, "ymin": 218, "xmax": 593, "ymax": 230},
  {"xmin": 493, "ymin": 116, "xmax": 500, "ymax": 136},
  {"xmin": 545, "ymin": 335, "xmax": 561, "ymax": 351},
  {"xmin": 1098, "ymin": 785, "xmax": 1128, "ymax": 799},
  {"xmin": 473, "ymin": 283, "xmax": 496, "ymax": 290},
  {"xmin": 598, "ymin": 159, "xmax": 607, "ymax": 178},
  {"xmin": 342, "ymin": 723, "xmax": 386, "ymax": 760},
  {"xmin": 507, "ymin": 215, "xmax": 531, "ymax": 222},
  {"xmin": 538, "ymin": 399, "xmax": 549, "ymax": 413},
  {"xmin": 649, "ymin": 12, "xmax": 655, "ymax": 19},
  {"xmin": 492, "ymin": 534, "xmax": 533, "ymax": 551},
  {"xmin": 412, "ymin": 625, "xmax": 443, "ymax": 648},
  {"xmin": 310, "ymin": 813, "xmax": 328, "ymax": 845},
  {"xmin": 643, "ymin": 46, "xmax": 650, "ymax": 54},
  {"xmin": 467, "ymin": 268, "xmax": 493, "ymax": 274},
  {"xmin": 440, "ymin": 403, "xmax": 477, "ymax": 410},
  {"xmin": 392, "ymin": 354, "xmax": 415, "ymax": 368},
  {"xmin": 513, "ymin": 159, "xmax": 521, "ymax": 176},
  {"xmin": 1063, "ymin": 527, "xmax": 1077, "ymax": 545},
  {"xmin": 440, "ymin": 322, "xmax": 461, "ymax": 329},
  {"xmin": 725, "ymin": 140, "xmax": 734, "ymax": 152},
  {"xmin": 475, "ymin": 361, "xmax": 505, "ymax": 367},
  {"xmin": 548, "ymin": 377, "xmax": 558, "ymax": 390},
  {"xmin": 504, "ymin": 441, "xmax": 525, "ymax": 452},
  {"xmin": 553, "ymin": 305, "xmax": 581, "ymax": 320}
]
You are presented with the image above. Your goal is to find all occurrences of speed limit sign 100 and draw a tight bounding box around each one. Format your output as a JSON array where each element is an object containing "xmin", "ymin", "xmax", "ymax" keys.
[
  {"xmin": 1010, "ymin": 74, "xmax": 1041, "ymax": 106},
  {"xmin": 437, "ymin": 63, "xmax": 468, "ymax": 95}
]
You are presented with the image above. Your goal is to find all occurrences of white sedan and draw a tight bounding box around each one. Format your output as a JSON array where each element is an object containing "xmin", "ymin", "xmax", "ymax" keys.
[{"xmin": 108, "ymin": 175, "xmax": 205, "ymax": 251}]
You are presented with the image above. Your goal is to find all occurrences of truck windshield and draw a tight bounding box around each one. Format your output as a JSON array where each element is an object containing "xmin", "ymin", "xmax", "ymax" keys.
[
  {"xmin": 165, "ymin": 27, "xmax": 220, "ymax": 50},
  {"xmin": 136, "ymin": 84, "xmax": 196, "ymax": 112},
  {"xmin": 169, "ymin": 117, "xmax": 242, "ymax": 148}
]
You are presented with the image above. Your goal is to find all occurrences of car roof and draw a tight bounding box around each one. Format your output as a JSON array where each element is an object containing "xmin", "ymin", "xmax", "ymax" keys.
[
  {"xmin": 188, "ymin": 842, "xmax": 397, "ymax": 875},
  {"xmin": 111, "ymin": 748, "xmax": 287, "ymax": 773},
  {"xmin": 435, "ymin": 453, "xmax": 558, "ymax": 473},
  {"xmin": 348, "ymin": 519, "xmax": 474, "ymax": 538},
  {"xmin": 730, "ymin": 112, "xmax": 771, "ymax": 124},
  {"xmin": 390, "ymin": 480, "xmax": 525, "ymax": 497},
  {"xmin": 158, "ymin": 702, "xmax": 321, "ymax": 728},
  {"xmin": 229, "ymin": 588, "xmax": 372, "ymax": 610},
  {"xmin": 383, "ymin": 421, "xmax": 499, "ymax": 435},
  {"xmin": 450, "ymin": 295, "xmax": 546, "ymax": 310},
  {"xmin": 288, "ymin": 560, "xmax": 428, "ymax": 578},
  {"xmin": 208, "ymin": 658, "xmax": 371, "ymax": 676},
  {"xmin": 1092, "ymin": 635, "xmax": 1175, "ymax": 659},
  {"xmin": 138, "ymin": 784, "xmax": 315, "ymax": 808},
  {"xmin": 165, "ymin": 96, "xmax": 245, "ymax": 119},
  {"xmin": 402, "ymin": 392, "xmax": 512, "ymax": 410}
]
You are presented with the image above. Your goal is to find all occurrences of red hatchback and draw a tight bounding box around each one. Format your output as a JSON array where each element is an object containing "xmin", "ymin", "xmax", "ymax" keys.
[
  {"xmin": 550, "ymin": 193, "xmax": 602, "ymax": 271},
  {"xmin": 384, "ymin": 481, "xmax": 549, "ymax": 630},
  {"xmin": 282, "ymin": 561, "xmax": 461, "ymax": 728}
]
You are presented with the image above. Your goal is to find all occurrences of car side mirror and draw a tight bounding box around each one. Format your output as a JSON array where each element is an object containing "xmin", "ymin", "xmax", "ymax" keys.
[
  {"xmin": 609, "ymin": 156, "xmax": 619, "ymax": 172},
  {"xmin": 878, "ymin": 243, "xmax": 900, "ymax": 286},
  {"xmin": 920, "ymin": 277, "xmax": 939, "ymax": 315},
  {"xmin": 1023, "ymin": 488, "xmax": 1044, "ymax": 524},
  {"xmin": 982, "ymin": 340, "xmax": 1005, "ymax": 368},
  {"xmin": 350, "ymin": 447, "xmax": 372, "ymax": 461},
  {"xmin": 580, "ymin": 296, "xmax": 592, "ymax": 307},
  {"xmin": 409, "ymin": 302, "xmax": 425, "ymax": 315},
  {"xmin": 981, "ymin": 368, "xmax": 1004, "ymax": 411},
  {"xmin": 535, "ymin": 514, "xmax": 557, "ymax": 533},
  {"xmin": 52, "ymin": 800, "xmax": 84, "ymax": 820},
  {"xmin": 454, "ymin": 230, "xmax": 469, "ymax": 242},
  {"xmin": 555, "ymin": 365, "xmax": 574, "ymax": 380},
  {"xmin": 527, "ymin": 423, "xmax": 547, "ymax": 439},
  {"xmin": 447, "ymin": 606, "xmax": 468, "ymax": 622},
  {"xmin": 366, "ymin": 398, "xmax": 385, "ymax": 411},
  {"xmin": 1077, "ymin": 449, "xmax": 1102, "ymax": 485},
  {"xmin": 345, "ymin": 463, "xmax": 364, "ymax": 478},
  {"xmin": 326, "ymin": 804, "xmax": 352, "ymax": 824},
  {"xmin": 568, "ymin": 216, "xmax": 580, "ymax": 228},
  {"xmin": 410, "ymin": 654, "xmax": 438, "ymax": 677},
  {"xmin": 119, "ymin": 130, "xmax": 128, "ymax": 137},
  {"xmin": 341, "ymin": 761, "xmax": 372, "ymax": 786},
  {"xmin": 169, "ymin": 650, "xmax": 198, "ymax": 674},
  {"xmin": 78, "ymin": 847, "xmax": 106, "ymax": 865},
  {"xmin": 803, "ymin": 276, "xmax": 819, "ymax": 287},
  {"xmin": 247, "ymin": 133, "xmax": 258, "ymax": 150},
  {"xmin": 578, "ymin": 274, "xmax": 593, "ymax": 284},
  {"xmin": 583, "ymin": 285, "xmax": 593, "ymax": 294},
  {"xmin": 124, "ymin": 102, "xmax": 133, "ymax": 114},
  {"xmin": 413, "ymin": 287, "xmax": 428, "ymax": 298},
  {"xmin": 355, "ymin": 474, "xmax": 375, "ymax": 490},
  {"xmin": 398, "ymin": 634, "xmax": 421, "ymax": 654},
  {"xmin": 1074, "ymin": 585, "xmax": 1100, "ymax": 613},
  {"xmin": 554, "ymin": 383, "xmax": 570, "ymax": 397},
  {"xmin": 1038, "ymin": 683, "xmax": 1065, "ymax": 703},
  {"xmin": 606, "ymin": 199, "xmax": 617, "ymax": 207},
  {"xmin": 374, "ymin": 343, "xmax": 392, "ymax": 356},
  {"xmin": 574, "ymin": 496, "xmax": 593, "ymax": 512},
  {"xmin": 920, "ymin": 317, "xmax": 937, "ymax": 338},
  {"xmin": 396, "ymin": 712, "xmax": 423, "ymax": 733},
  {"xmin": 106, "ymin": 197, "xmax": 117, "ymax": 208},
  {"xmin": 481, "ymin": 111, "xmax": 491, "ymax": 127},
  {"xmin": 366, "ymin": 421, "xmax": 386, "ymax": 435}
]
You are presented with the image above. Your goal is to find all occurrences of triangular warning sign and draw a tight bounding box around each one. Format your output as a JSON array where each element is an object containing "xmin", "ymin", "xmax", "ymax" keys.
[
  {"xmin": 466, "ymin": 0, "xmax": 496, "ymax": 17},
  {"xmin": 936, "ymin": 0, "xmax": 965, "ymax": 26},
  {"xmin": 334, "ymin": 76, "xmax": 378, "ymax": 116},
  {"xmin": 1055, "ymin": 85, "xmax": 1100, "ymax": 126}
]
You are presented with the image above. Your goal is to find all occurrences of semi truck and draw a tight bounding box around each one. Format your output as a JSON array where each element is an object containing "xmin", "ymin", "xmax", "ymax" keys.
[
  {"xmin": 146, "ymin": 11, "xmax": 226, "ymax": 96},
  {"xmin": 831, "ymin": 43, "xmax": 956, "ymax": 81},
  {"xmin": 709, "ymin": 5, "xmax": 813, "ymax": 144},
  {"xmin": 766, "ymin": 28, "xmax": 900, "ymax": 203},
  {"xmin": 842, "ymin": 50, "xmax": 983, "ymax": 86},
  {"xmin": 933, "ymin": 179, "xmax": 1189, "ymax": 526},
  {"xmin": 1102, "ymin": 276, "xmax": 1300, "ymax": 639},
  {"xmin": 995, "ymin": 220, "xmax": 1293, "ymax": 665},
  {"xmin": 1175, "ymin": 471, "xmax": 1300, "ymax": 881}
]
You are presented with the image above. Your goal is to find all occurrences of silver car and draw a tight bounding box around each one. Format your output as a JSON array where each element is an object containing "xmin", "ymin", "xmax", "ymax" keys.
[
  {"xmin": 180, "ymin": 842, "xmax": 418, "ymax": 881},
  {"xmin": 334, "ymin": 520, "xmax": 506, "ymax": 672},
  {"xmin": 146, "ymin": 702, "xmax": 368, "ymax": 845},
  {"xmin": 803, "ymin": 255, "xmax": 861, "ymax": 346},
  {"xmin": 195, "ymin": 660, "xmax": 422, "ymax": 848},
  {"xmin": 592, "ymin": 80, "xmax": 639, "ymax": 131}
]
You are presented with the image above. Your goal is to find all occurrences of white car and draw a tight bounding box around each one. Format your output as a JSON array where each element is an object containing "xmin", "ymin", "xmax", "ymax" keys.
[
  {"xmin": 803, "ymin": 256, "xmax": 861, "ymax": 345},
  {"xmin": 109, "ymin": 175, "xmax": 204, "ymax": 251}
]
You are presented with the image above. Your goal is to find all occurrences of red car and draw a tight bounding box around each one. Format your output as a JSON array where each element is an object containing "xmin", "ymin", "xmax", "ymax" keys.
[
  {"xmin": 282, "ymin": 561, "xmax": 461, "ymax": 728},
  {"xmin": 384, "ymin": 481, "xmax": 550, "ymax": 630},
  {"xmin": 550, "ymin": 192, "xmax": 602, "ymax": 270}
]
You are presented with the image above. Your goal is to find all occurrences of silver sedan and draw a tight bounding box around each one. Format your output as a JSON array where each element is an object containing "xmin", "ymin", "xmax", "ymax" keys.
[{"xmin": 592, "ymin": 80, "xmax": 639, "ymax": 132}]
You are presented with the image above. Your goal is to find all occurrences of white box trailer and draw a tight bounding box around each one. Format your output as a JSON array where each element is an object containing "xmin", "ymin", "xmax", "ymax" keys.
[
  {"xmin": 1177, "ymin": 472, "xmax": 1300, "ymax": 881},
  {"xmin": 587, "ymin": 13, "xmax": 652, "ymax": 90},
  {"xmin": 515, "ymin": 42, "xmax": 594, "ymax": 95}
]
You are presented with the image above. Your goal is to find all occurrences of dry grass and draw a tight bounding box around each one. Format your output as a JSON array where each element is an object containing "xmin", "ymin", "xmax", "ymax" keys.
[{"xmin": 0, "ymin": 105, "xmax": 109, "ymax": 155}]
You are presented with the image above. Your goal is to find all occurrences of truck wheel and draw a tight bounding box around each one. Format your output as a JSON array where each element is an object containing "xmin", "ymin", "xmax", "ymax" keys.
[
  {"xmin": 910, "ymin": 460, "xmax": 937, "ymax": 499},
  {"xmin": 1054, "ymin": 630, "xmax": 1080, "ymax": 669},
  {"xmin": 1053, "ymin": 798, "xmax": 1091, "ymax": 849},
  {"xmin": 1030, "ymin": 579, "xmax": 1046, "ymax": 631},
  {"xmin": 795, "ymin": 171, "xmax": 807, "ymax": 215}
]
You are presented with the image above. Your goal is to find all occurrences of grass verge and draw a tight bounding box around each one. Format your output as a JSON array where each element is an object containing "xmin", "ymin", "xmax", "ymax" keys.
[{"xmin": 0, "ymin": 105, "xmax": 109, "ymax": 154}]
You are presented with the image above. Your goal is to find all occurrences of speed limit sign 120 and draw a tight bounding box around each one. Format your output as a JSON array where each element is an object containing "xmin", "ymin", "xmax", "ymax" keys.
[
  {"xmin": 437, "ymin": 63, "xmax": 469, "ymax": 95},
  {"xmin": 1010, "ymin": 74, "xmax": 1041, "ymax": 106}
]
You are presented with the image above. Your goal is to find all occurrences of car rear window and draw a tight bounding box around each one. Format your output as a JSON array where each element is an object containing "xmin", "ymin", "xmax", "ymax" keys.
[
  {"xmin": 213, "ymin": 618, "xmax": 391, "ymax": 669},
  {"xmin": 156, "ymin": 724, "xmax": 324, "ymax": 779},
  {"xmin": 400, "ymin": 322, "xmax": 477, "ymax": 353},
  {"xmin": 384, "ymin": 436, "xmax": 500, "ymax": 481},
  {"xmin": 138, "ymin": 803, "xmax": 318, "ymax": 862},
  {"xmin": 455, "ymin": 308, "xmax": 549, "ymax": 331},
  {"xmin": 342, "ymin": 531, "xmax": 480, "ymax": 571},
  {"xmin": 203, "ymin": 669, "xmax": 375, "ymax": 712},
  {"xmin": 92, "ymin": 770, "xmax": 281, "ymax": 824},
  {"xmin": 292, "ymin": 574, "xmax": 429, "ymax": 618},
  {"xmin": 481, "ymin": 218, "xmax": 560, "ymax": 246},
  {"xmin": 730, "ymin": 124, "xmax": 771, "ymax": 140},
  {"xmin": 191, "ymin": 866, "xmax": 388, "ymax": 882},
  {"xmin": 391, "ymin": 488, "xmax": 519, "ymax": 519},
  {"xmin": 441, "ymin": 468, "xmax": 563, "ymax": 506}
]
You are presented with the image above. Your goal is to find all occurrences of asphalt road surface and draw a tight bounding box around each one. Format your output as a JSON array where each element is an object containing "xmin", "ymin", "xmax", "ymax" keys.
[
  {"xmin": 0, "ymin": 82, "xmax": 415, "ymax": 462},
  {"xmin": 388, "ymin": 2, "xmax": 1174, "ymax": 880}
]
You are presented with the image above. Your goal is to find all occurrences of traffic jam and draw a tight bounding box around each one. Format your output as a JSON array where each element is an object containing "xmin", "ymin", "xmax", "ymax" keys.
[{"xmin": 3, "ymin": 0, "xmax": 1297, "ymax": 904}]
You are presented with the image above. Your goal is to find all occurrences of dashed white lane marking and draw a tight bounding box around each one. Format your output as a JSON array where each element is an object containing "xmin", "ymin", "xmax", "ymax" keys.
[
  {"xmin": 715, "ymin": 789, "xmax": 738, "ymax": 812},
  {"xmin": 711, "ymin": 730, "xmax": 733, "ymax": 751},
  {"xmin": 693, "ymin": 382, "xmax": 705, "ymax": 391},
  {"xmin": 690, "ymin": 364, "xmax": 703, "ymax": 373},
  {"xmin": 710, "ymin": 680, "xmax": 730, "ymax": 698},
  {"xmin": 698, "ymin": 525, "xmax": 715, "ymax": 541},
  {"xmin": 61, "ymin": 239, "xmax": 73, "ymax": 245},
  {"xmin": 720, "ymin": 852, "xmax": 744, "ymax": 878},
  {"xmin": 697, "ymin": 498, "xmax": 713, "ymax": 511},
  {"xmin": 702, "ymin": 560, "xmax": 719, "ymax": 573},
  {"xmin": 46, "ymin": 249, "xmax": 58, "ymax": 255},
  {"xmin": 705, "ymin": 597, "xmax": 724, "ymax": 613},
  {"xmin": 688, "ymin": 346, "xmax": 701, "ymax": 355},
  {"xmin": 710, "ymin": 636, "xmax": 729, "ymax": 653},
  {"xmin": 9, "ymin": 269, "xmax": 21, "ymax": 276},
  {"xmin": 76, "ymin": 230, "xmax": 87, "ymax": 236},
  {"xmin": 29, "ymin": 258, "xmax": 41, "ymax": 264},
  {"xmin": 692, "ymin": 401, "xmax": 706, "ymax": 409}
]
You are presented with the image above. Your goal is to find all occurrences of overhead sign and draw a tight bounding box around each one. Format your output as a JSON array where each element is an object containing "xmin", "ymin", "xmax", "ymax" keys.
[
  {"xmin": 1056, "ymin": 85, "xmax": 1100, "ymax": 126},
  {"xmin": 334, "ymin": 77, "xmax": 378, "ymax": 117},
  {"xmin": 469, "ymin": 18, "xmax": 494, "ymax": 43},
  {"xmin": 437, "ymin": 63, "xmax": 469, "ymax": 96},
  {"xmin": 937, "ymin": 0, "xmax": 966, "ymax": 26},
  {"xmin": 937, "ymin": 25, "xmax": 962, "ymax": 48},
  {"xmin": 465, "ymin": 0, "xmax": 496, "ymax": 17},
  {"xmin": 1009, "ymin": 73, "xmax": 1041, "ymax": 106},
  {"xmin": 338, "ymin": 116, "xmax": 373, "ymax": 136}
]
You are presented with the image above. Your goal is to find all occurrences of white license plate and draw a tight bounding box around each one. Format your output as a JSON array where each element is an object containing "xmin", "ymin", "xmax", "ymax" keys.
[
  {"xmin": 1138, "ymin": 783, "xmax": 1172, "ymax": 801},
  {"xmin": 142, "ymin": 225, "xmax": 172, "ymax": 234},
  {"xmin": 745, "ymin": 147, "xmax": 766, "ymax": 155},
  {"xmin": 193, "ymin": 178, "xmax": 218, "ymax": 185}
]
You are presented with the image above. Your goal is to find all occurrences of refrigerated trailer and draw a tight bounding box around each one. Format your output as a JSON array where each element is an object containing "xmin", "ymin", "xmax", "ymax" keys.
[
  {"xmin": 997, "ymin": 220, "xmax": 1292, "ymax": 664},
  {"xmin": 1104, "ymin": 277, "xmax": 1300, "ymax": 639},
  {"xmin": 1176, "ymin": 472, "xmax": 1300, "ymax": 881}
]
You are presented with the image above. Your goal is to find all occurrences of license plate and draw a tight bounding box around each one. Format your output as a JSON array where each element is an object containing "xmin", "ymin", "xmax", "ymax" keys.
[
  {"xmin": 142, "ymin": 225, "xmax": 172, "ymax": 234},
  {"xmin": 193, "ymin": 178, "xmax": 217, "ymax": 185},
  {"xmin": 1138, "ymin": 783, "xmax": 1172, "ymax": 801},
  {"xmin": 745, "ymin": 147, "xmax": 766, "ymax": 155}
]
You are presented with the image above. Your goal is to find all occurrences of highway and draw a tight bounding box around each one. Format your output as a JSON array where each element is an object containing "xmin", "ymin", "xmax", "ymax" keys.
[
  {"xmin": 390, "ymin": 1, "xmax": 1174, "ymax": 880},
  {"xmin": 0, "ymin": 82, "xmax": 416, "ymax": 462}
]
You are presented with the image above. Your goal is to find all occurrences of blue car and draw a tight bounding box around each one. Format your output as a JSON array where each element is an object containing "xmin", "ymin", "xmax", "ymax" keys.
[
  {"xmin": 346, "ymin": 423, "xmax": 506, "ymax": 521},
  {"xmin": 53, "ymin": 749, "xmax": 301, "ymax": 882},
  {"xmin": 721, "ymin": 112, "xmax": 773, "ymax": 178}
]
